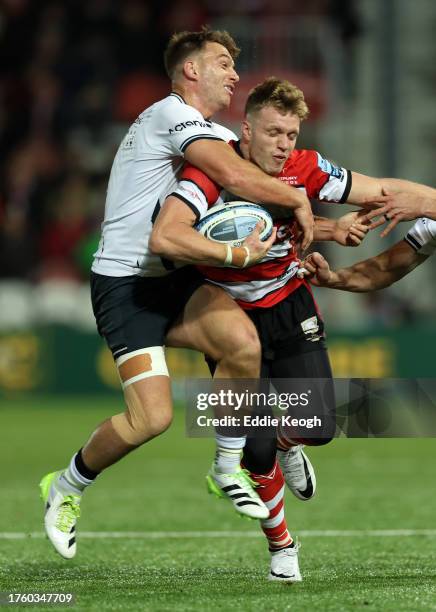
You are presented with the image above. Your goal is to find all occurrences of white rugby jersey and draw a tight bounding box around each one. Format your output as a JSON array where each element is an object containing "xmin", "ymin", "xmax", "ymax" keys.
[
  {"xmin": 405, "ymin": 218, "xmax": 436, "ymax": 256},
  {"xmin": 92, "ymin": 93, "xmax": 236, "ymax": 277},
  {"xmin": 172, "ymin": 143, "xmax": 351, "ymax": 309}
]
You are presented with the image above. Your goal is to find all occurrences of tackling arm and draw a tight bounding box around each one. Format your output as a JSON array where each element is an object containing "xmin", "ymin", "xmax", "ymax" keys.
[
  {"xmin": 304, "ymin": 241, "xmax": 427, "ymax": 292},
  {"xmin": 346, "ymin": 173, "xmax": 436, "ymax": 236},
  {"xmin": 149, "ymin": 196, "xmax": 276, "ymax": 268},
  {"xmin": 184, "ymin": 140, "xmax": 313, "ymax": 249}
]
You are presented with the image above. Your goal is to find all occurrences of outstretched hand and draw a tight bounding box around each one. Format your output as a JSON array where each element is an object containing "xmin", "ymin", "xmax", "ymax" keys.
[{"xmin": 361, "ymin": 190, "xmax": 427, "ymax": 237}]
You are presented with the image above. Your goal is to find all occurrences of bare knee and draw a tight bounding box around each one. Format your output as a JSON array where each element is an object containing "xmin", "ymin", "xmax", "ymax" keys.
[
  {"xmin": 112, "ymin": 377, "xmax": 173, "ymax": 446},
  {"xmin": 218, "ymin": 326, "xmax": 261, "ymax": 377},
  {"xmin": 144, "ymin": 408, "xmax": 173, "ymax": 439}
]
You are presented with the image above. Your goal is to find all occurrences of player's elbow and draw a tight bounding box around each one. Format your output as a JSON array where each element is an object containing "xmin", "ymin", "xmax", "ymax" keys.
[{"xmin": 149, "ymin": 229, "xmax": 170, "ymax": 257}]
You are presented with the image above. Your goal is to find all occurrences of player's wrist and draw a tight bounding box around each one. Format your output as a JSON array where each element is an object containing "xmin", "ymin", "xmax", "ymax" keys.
[
  {"xmin": 223, "ymin": 245, "xmax": 250, "ymax": 267},
  {"xmin": 422, "ymin": 197, "xmax": 436, "ymax": 220}
]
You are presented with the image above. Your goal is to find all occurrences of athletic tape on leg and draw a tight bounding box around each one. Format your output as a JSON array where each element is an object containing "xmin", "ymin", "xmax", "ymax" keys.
[{"xmin": 116, "ymin": 347, "xmax": 168, "ymax": 388}]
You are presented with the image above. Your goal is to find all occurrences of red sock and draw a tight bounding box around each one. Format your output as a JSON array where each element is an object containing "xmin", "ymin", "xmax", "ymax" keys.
[{"xmin": 247, "ymin": 461, "xmax": 293, "ymax": 551}]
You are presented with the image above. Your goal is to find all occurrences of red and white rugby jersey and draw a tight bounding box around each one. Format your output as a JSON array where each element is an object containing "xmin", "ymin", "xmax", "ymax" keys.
[{"xmin": 171, "ymin": 141, "xmax": 352, "ymax": 309}]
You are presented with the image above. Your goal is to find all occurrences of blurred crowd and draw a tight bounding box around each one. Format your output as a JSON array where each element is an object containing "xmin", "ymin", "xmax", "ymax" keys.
[{"xmin": 0, "ymin": 0, "xmax": 360, "ymax": 283}]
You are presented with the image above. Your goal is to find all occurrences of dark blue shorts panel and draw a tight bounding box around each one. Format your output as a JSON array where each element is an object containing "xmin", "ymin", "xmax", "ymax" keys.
[{"xmin": 90, "ymin": 268, "xmax": 204, "ymax": 358}]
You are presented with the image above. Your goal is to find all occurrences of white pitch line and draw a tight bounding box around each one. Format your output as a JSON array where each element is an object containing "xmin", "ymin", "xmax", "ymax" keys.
[{"xmin": 1, "ymin": 529, "xmax": 436, "ymax": 540}]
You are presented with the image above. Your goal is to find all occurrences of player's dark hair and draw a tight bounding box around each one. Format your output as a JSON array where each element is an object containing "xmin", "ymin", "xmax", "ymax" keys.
[
  {"xmin": 164, "ymin": 26, "xmax": 240, "ymax": 80},
  {"xmin": 245, "ymin": 77, "xmax": 309, "ymax": 120}
]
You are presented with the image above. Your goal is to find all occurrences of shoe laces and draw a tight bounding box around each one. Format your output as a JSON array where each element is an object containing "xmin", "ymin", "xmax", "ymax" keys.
[
  {"xmin": 234, "ymin": 469, "xmax": 260, "ymax": 496},
  {"xmin": 55, "ymin": 495, "xmax": 81, "ymax": 533}
]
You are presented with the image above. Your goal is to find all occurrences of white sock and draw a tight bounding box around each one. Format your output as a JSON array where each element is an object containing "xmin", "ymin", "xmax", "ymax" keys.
[
  {"xmin": 57, "ymin": 453, "xmax": 94, "ymax": 495},
  {"xmin": 214, "ymin": 435, "xmax": 246, "ymax": 474}
]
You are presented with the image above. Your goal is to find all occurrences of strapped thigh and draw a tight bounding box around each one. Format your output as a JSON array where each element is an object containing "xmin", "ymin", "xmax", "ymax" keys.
[{"xmin": 116, "ymin": 347, "xmax": 169, "ymax": 388}]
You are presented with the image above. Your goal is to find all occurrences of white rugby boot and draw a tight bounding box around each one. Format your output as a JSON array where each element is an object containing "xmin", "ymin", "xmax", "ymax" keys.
[
  {"xmin": 277, "ymin": 445, "xmax": 316, "ymax": 501},
  {"xmin": 206, "ymin": 465, "xmax": 269, "ymax": 520},
  {"xmin": 39, "ymin": 471, "xmax": 81, "ymax": 559},
  {"xmin": 268, "ymin": 542, "xmax": 302, "ymax": 583}
]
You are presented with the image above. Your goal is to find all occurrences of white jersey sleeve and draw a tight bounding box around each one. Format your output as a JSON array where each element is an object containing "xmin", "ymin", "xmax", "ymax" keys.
[
  {"xmin": 91, "ymin": 93, "xmax": 235, "ymax": 278},
  {"xmin": 167, "ymin": 125, "xmax": 236, "ymax": 220},
  {"xmin": 404, "ymin": 218, "xmax": 436, "ymax": 256}
]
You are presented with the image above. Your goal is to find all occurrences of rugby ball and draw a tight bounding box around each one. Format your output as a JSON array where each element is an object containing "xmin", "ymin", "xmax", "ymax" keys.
[{"xmin": 195, "ymin": 201, "xmax": 273, "ymax": 247}]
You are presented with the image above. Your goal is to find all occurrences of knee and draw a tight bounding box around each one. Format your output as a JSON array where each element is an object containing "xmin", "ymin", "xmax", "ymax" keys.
[
  {"xmin": 145, "ymin": 409, "xmax": 173, "ymax": 439},
  {"xmin": 112, "ymin": 388, "xmax": 173, "ymax": 446},
  {"xmin": 224, "ymin": 326, "xmax": 261, "ymax": 365}
]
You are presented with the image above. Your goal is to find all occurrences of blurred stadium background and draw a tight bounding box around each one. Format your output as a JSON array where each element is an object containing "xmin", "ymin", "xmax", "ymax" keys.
[{"xmin": 1, "ymin": 0, "xmax": 436, "ymax": 397}]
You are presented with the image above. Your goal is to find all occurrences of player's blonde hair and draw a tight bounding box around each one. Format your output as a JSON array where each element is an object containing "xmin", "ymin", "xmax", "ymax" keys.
[
  {"xmin": 164, "ymin": 26, "xmax": 240, "ymax": 80},
  {"xmin": 245, "ymin": 77, "xmax": 309, "ymax": 120}
]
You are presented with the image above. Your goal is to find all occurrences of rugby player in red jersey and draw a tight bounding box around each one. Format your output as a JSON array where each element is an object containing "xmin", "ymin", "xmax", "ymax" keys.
[{"xmin": 152, "ymin": 77, "xmax": 436, "ymax": 582}]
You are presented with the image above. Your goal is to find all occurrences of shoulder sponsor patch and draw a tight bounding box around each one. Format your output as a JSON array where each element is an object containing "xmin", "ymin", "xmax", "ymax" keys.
[
  {"xmin": 169, "ymin": 119, "xmax": 212, "ymax": 134},
  {"xmin": 316, "ymin": 153, "xmax": 344, "ymax": 180}
]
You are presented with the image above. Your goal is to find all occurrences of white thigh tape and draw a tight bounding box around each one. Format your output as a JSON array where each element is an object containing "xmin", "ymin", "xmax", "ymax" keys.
[{"xmin": 116, "ymin": 347, "xmax": 169, "ymax": 388}]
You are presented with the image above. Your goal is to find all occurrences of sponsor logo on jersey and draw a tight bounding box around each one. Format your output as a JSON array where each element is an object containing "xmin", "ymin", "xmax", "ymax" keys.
[
  {"xmin": 180, "ymin": 184, "xmax": 202, "ymax": 202},
  {"xmin": 316, "ymin": 153, "xmax": 344, "ymax": 180},
  {"xmin": 169, "ymin": 120, "xmax": 212, "ymax": 134},
  {"xmin": 279, "ymin": 175, "xmax": 299, "ymax": 185},
  {"xmin": 301, "ymin": 316, "xmax": 321, "ymax": 342}
]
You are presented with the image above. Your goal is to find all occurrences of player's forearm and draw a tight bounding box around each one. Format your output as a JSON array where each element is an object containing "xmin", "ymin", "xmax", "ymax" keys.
[
  {"xmin": 380, "ymin": 179, "xmax": 436, "ymax": 201},
  {"xmin": 185, "ymin": 140, "xmax": 309, "ymax": 210},
  {"xmin": 416, "ymin": 196, "xmax": 436, "ymax": 220},
  {"xmin": 313, "ymin": 217, "xmax": 336, "ymax": 241},
  {"xmin": 327, "ymin": 245, "xmax": 421, "ymax": 292},
  {"xmin": 150, "ymin": 224, "xmax": 226, "ymax": 265},
  {"xmin": 222, "ymin": 159, "xmax": 309, "ymax": 210},
  {"xmin": 327, "ymin": 264, "xmax": 390, "ymax": 292}
]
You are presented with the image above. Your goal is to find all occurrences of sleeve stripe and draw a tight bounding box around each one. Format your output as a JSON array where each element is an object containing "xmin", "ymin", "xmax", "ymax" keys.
[
  {"xmin": 404, "ymin": 233, "xmax": 421, "ymax": 251},
  {"xmin": 181, "ymin": 178, "xmax": 207, "ymax": 201},
  {"xmin": 168, "ymin": 192, "xmax": 201, "ymax": 222},
  {"xmin": 339, "ymin": 170, "xmax": 352, "ymax": 203},
  {"xmin": 180, "ymin": 135, "xmax": 224, "ymax": 153}
]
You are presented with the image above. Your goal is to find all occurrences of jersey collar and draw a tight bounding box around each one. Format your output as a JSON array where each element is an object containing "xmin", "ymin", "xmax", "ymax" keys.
[{"xmin": 170, "ymin": 92, "xmax": 186, "ymax": 104}]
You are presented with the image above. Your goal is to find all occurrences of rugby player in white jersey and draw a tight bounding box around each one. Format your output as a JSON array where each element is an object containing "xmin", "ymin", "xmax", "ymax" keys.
[
  {"xmin": 151, "ymin": 79, "xmax": 436, "ymax": 581},
  {"xmin": 39, "ymin": 28, "xmax": 317, "ymax": 560},
  {"xmin": 300, "ymin": 211, "xmax": 436, "ymax": 291}
]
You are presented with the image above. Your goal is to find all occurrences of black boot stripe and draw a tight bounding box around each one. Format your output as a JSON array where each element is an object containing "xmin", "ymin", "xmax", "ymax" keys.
[{"xmin": 271, "ymin": 571, "xmax": 296, "ymax": 579}]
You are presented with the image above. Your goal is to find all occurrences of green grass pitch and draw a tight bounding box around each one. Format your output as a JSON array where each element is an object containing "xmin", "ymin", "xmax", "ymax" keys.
[{"xmin": 1, "ymin": 396, "xmax": 435, "ymax": 611}]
